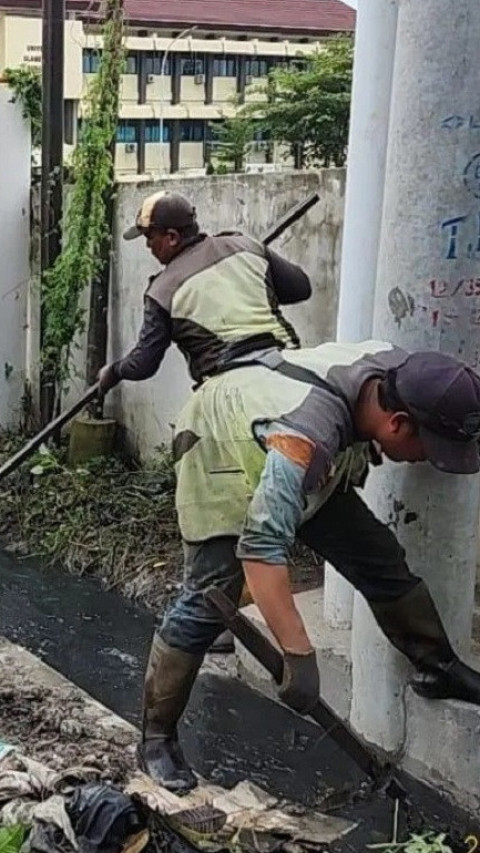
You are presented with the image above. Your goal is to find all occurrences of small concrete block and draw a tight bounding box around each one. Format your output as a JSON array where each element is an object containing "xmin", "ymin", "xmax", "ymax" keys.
[{"xmin": 402, "ymin": 687, "xmax": 480, "ymax": 813}]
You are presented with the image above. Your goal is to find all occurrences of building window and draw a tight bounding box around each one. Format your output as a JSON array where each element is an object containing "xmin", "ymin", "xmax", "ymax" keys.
[
  {"xmin": 180, "ymin": 54, "xmax": 205, "ymax": 75},
  {"xmin": 124, "ymin": 51, "xmax": 138, "ymax": 74},
  {"xmin": 145, "ymin": 120, "xmax": 171, "ymax": 143},
  {"xmin": 245, "ymin": 56, "xmax": 272, "ymax": 77},
  {"xmin": 83, "ymin": 48, "xmax": 101, "ymax": 73},
  {"xmin": 253, "ymin": 127, "xmax": 269, "ymax": 142},
  {"xmin": 205, "ymin": 120, "xmax": 222, "ymax": 142},
  {"xmin": 213, "ymin": 56, "xmax": 238, "ymax": 77},
  {"xmin": 145, "ymin": 53, "xmax": 171, "ymax": 75},
  {"xmin": 64, "ymin": 99, "xmax": 75, "ymax": 145},
  {"xmin": 116, "ymin": 121, "xmax": 139, "ymax": 144},
  {"xmin": 180, "ymin": 120, "xmax": 204, "ymax": 142}
]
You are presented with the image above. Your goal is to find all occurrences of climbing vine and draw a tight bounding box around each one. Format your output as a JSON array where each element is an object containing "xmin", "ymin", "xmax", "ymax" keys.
[
  {"xmin": 41, "ymin": 0, "xmax": 125, "ymax": 398},
  {"xmin": 3, "ymin": 66, "xmax": 42, "ymax": 146}
]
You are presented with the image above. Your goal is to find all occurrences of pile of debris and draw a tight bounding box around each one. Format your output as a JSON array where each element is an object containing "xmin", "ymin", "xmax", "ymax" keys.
[
  {"xmin": 0, "ymin": 747, "xmax": 355, "ymax": 853},
  {"xmin": 0, "ymin": 639, "xmax": 356, "ymax": 853}
]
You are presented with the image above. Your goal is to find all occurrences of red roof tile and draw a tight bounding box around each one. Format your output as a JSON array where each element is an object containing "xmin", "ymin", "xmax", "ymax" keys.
[
  {"xmin": 123, "ymin": 1, "xmax": 355, "ymax": 34},
  {"xmin": 0, "ymin": 0, "xmax": 355, "ymax": 35}
]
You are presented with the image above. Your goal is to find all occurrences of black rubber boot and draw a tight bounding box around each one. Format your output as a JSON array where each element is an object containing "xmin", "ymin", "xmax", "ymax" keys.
[
  {"xmin": 410, "ymin": 660, "xmax": 480, "ymax": 703},
  {"xmin": 137, "ymin": 734, "xmax": 197, "ymax": 794},
  {"xmin": 137, "ymin": 635, "xmax": 203, "ymax": 793},
  {"xmin": 368, "ymin": 581, "xmax": 480, "ymax": 706}
]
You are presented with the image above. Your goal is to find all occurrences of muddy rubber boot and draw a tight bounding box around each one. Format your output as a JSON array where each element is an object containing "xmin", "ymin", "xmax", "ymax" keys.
[
  {"xmin": 137, "ymin": 635, "xmax": 203, "ymax": 793},
  {"xmin": 366, "ymin": 581, "xmax": 480, "ymax": 704},
  {"xmin": 208, "ymin": 629, "xmax": 235, "ymax": 655},
  {"xmin": 410, "ymin": 660, "xmax": 480, "ymax": 704}
]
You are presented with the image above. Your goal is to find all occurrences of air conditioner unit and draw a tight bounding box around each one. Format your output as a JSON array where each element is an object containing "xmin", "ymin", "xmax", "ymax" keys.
[
  {"xmin": 194, "ymin": 73, "xmax": 205, "ymax": 84},
  {"xmin": 246, "ymin": 74, "xmax": 253, "ymax": 84},
  {"xmin": 147, "ymin": 74, "xmax": 155, "ymax": 83},
  {"xmin": 125, "ymin": 142, "xmax": 136, "ymax": 153}
]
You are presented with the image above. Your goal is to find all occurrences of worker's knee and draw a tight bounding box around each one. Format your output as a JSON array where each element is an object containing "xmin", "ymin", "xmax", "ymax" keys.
[
  {"xmin": 358, "ymin": 563, "xmax": 420, "ymax": 603},
  {"xmin": 158, "ymin": 536, "xmax": 244, "ymax": 655},
  {"xmin": 159, "ymin": 591, "xmax": 226, "ymax": 654}
]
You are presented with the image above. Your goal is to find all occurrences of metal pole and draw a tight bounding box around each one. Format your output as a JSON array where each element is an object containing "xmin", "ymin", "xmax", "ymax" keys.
[
  {"xmin": 158, "ymin": 25, "xmax": 197, "ymax": 177},
  {"xmin": 40, "ymin": 0, "xmax": 64, "ymax": 424},
  {"xmin": 41, "ymin": 0, "xmax": 64, "ymax": 273}
]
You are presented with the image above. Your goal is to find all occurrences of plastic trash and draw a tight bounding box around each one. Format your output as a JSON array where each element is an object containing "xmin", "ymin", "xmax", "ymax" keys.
[{"xmin": 65, "ymin": 783, "xmax": 147, "ymax": 853}]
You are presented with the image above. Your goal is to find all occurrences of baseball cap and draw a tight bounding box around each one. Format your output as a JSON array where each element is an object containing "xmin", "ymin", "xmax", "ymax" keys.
[
  {"xmin": 123, "ymin": 191, "xmax": 197, "ymax": 240},
  {"xmin": 386, "ymin": 351, "xmax": 480, "ymax": 474}
]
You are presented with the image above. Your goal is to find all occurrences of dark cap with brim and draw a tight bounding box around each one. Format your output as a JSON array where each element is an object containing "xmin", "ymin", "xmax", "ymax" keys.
[
  {"xmin": 123, "ymin": 191, "xmax": 197, "ymax": 240},
  {"xmin": 392, "ymin": 350, "xmax": 480, "ymax": 475},
  {"xmin": 419, "ymin": 425, "xmax": 480, "ymax": 474}
]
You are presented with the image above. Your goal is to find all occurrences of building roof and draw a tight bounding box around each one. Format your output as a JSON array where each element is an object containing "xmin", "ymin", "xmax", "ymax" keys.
[{"xmin": 0, "ymin": 0, "xmax": 355, "ymax": 35}]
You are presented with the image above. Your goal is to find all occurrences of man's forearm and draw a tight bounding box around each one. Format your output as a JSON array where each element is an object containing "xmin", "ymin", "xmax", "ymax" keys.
[
  {"xmin": 242, "ymin": 560, "xmax": 312, "ymax": 653},
  {"xmin": 112, "ymin": 296, "xmax": 172, "ymax": 382}
]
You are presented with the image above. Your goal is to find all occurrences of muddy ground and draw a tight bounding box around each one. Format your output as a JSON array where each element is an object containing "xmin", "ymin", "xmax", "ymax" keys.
[{"xmin": 0, "ymin": 679, "xmax": 137, "ymax": 786}]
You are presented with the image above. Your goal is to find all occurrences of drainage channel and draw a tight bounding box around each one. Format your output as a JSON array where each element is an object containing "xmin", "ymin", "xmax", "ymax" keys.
[{"xmin": 0, "ymin": 549, "xmax": 478, "ymax": 851}]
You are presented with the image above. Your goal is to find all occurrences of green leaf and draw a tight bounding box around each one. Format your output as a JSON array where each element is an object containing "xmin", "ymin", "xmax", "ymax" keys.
[{"xmin": 0, "ymin": 825, "xmax": 27, "ymax": 853}]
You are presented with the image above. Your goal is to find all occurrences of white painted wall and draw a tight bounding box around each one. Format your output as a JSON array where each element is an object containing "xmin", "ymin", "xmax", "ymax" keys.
[
  {"xmin": 0, "ymin": 85, "xmax": 31, "ymax": 428},
  {"xmin": 106, "ymin": 170, "xmax": 345, "ymax": 459}
]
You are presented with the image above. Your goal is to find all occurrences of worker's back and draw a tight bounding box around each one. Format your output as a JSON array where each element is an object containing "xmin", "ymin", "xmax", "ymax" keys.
[{"xmin": 146, "ymin": 232, "xmax": 305, "ymax": 382}]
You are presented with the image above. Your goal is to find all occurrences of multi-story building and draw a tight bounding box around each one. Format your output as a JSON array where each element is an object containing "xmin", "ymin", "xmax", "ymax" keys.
[{"xmin": 0, "ymin": 0, "xmax": 355, "ymax": 176}]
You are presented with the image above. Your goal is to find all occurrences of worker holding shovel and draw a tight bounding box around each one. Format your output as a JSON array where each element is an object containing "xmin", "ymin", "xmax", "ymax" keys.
[
  {"xmin": 98, "ymin": 189, "xmax": 314, "ymax": 652},
  {"xmin": 138, "ymin": 338, "xmax": 480, "ymax": 793},
  {"xmin": 97, "ymin": 189, "xmax": 317, "ymax": 777}
]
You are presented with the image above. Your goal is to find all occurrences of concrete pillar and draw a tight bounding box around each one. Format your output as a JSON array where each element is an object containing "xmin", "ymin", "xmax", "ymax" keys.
[
  {"xmin": 0, "ymin": 86, "xmax": 31, "ymax": 427},
  {"xmin": 351, "ymin": 0, "xmax": 480, "ymax": 751},
  {"xmin": 327, "ymin": 0, "xmax": 399, "ymax": 629}
]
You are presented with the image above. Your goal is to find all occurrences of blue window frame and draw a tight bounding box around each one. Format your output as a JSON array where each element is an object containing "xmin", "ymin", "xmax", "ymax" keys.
[
  {"xmin": 145, "ymin": 53, "xmax": 171, "ymax": 75},
  {"xmin": 145, "ymin": 120, "xmax": 171, "ymax": 143},
  {"xmin": 180, "ymin": 120, "xmax": 204, "ymax": 142},
  {"xmin": 83, "ymin": 48, "xmax": 101, "ymax": 74},
  {"xmin": 116, "ymin": 121, "xmax": 139, "ymax": 144},
  {"xmin": 245, "ymin": 56, "xmax": 271, "ymax": 77},
  {"xmin": 205, "ymin": 120, "xmax": 222, "ymax": 142},
  {"xmin": 180, "ymin": 54, "xmax": 205, "ymax": 75},
  {"xmin": 124, "ymin": 51, "xmax": 138, "ymax": 74},
  {"xmin": 213, "ymin": 56, "xmax": 238, "ymax": 77},
  {"xmin": 253, "ymin": 127, "xmax": 269, "ymax": 142}
]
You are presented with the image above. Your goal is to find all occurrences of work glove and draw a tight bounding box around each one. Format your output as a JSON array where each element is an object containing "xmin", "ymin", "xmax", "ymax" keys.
[
  {"xmin": 97, "ymin": 363, "xmax": 120, "ymax": 394},
  {"xmin": 278, "ymin": 650, "xmax": 320, "ymax": 715}
]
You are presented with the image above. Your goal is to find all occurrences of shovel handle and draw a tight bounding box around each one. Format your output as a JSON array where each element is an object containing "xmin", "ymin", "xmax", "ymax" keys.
[
  {"xmin": 205, "ymin": 586, "xmax": 400, "ymax": 788},
  {"xmin": 0, "ymin": 383, "xmax": 100, "ymax": 482}
]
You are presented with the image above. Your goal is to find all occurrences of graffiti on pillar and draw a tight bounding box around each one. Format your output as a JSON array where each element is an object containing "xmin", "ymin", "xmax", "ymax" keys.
[
  {"xmin": 463, "ymin": 153, "xmax": 480, "ymax": 199},
  {"xmin": 441, "ymin": 115, "xmax": 480, "ymax": 131},
  {"xmin": 440, "ymin": 213, "xmax": 480, "ymax": 259},
  {"xmin": 387, "ymin": 287, "xmax": 415, "ymax": 328},
  {"xmin": 385, "ymin": 113, "xmax": 480, "ymax": 364}
]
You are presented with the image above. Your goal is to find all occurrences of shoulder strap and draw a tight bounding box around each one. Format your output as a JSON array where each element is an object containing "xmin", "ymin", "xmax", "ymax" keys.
[{"xmin": 258, "ymin": 350, "xmax": 352, "ymax": 411}]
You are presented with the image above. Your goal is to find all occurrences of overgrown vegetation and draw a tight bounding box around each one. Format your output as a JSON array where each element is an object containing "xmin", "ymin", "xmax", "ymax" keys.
[
  {"xmin": 3, "ymin": 66, "xmax": 42, "ymax": 147},
  {"xmin": 369, "ymin": 831, "xmax": 456, "ymax": 853},
  {"xmin": 0, "ymin": 435, "xmax": 182, "ymax": 610},
  {"xmin": 41, "ymin": 0, "xmax": 125, "ymax": 407}
]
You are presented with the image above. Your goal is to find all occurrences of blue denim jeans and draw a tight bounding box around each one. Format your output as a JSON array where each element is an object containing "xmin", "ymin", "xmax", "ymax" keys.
[
  {"xmin": 159, "ymin": 487, "xmax": 418, "ymax": 655},
  {"xmin": 159, "ymin": 536, "xmax": 244, "ymax": 654}
]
